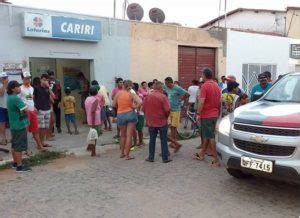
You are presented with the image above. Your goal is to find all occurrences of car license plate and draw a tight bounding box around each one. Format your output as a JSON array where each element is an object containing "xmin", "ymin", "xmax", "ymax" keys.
[{"xmin": 241, "ymin": 156, "xmax": 273, "ymax": 173}]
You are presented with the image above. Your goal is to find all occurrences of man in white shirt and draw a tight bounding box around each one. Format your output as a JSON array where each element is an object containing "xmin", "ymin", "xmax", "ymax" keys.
[
  {"xmin": 187, "ymin": 80, "xmax": 199, "ymax": 112},
  {"xmin": 99, "ymin": 83, "xmax": 112, "ymax": 131},
  {"xmin": 20, "ymin": 72, "xmax": 47, "ymax": 152},
  {"xmin": 0, "ymin": 72, "xmax": 8, "ymax": 148}
]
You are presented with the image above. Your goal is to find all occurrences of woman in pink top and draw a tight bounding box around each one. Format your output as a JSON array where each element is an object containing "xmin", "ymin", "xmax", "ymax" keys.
[
  {"xmin": 85, "ymin": 87, "xmax": 101, "ymax": 156},
  {"xmin": 138, "ymin": 81, "xmax": 148, "ymax": 99}
]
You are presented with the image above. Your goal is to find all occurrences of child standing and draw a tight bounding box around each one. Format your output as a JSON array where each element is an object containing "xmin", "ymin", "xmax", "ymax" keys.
[
  {"xmin": 7, "ymin": 81, "xmax": 31, "ymax": 172},
  {"xmin": 62, "ymin": 87, "xmax": 79, "ymax": 135}
]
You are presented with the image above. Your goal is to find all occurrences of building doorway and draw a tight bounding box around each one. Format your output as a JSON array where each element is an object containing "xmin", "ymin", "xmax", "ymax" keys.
[
  {"xmin": 178, "ymin": 46, "xmax": 216, "ymax": 90},
  {"xmin": 29, "ymin": 57, "xmax": 92, "ymax": 122}
]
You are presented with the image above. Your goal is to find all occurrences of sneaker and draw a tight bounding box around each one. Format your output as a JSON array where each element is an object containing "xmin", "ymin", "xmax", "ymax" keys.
[
  {"xmin": 11, "ymin": 162, "xmax": 17, "ymax": 169},
  {"xmin": 16, "ymin": 164, "xmax": 32, "ymax": 173},
  {"xmin": 163, "ymin": 159, "xmax": 172, "ymax": 163},
  {"xmin": 145, "ymin": 158, "xmax": 154, "ymax": 162}
]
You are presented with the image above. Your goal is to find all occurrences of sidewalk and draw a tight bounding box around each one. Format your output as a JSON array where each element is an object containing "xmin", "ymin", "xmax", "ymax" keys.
[{"xmin": 0, "ymin": 124, "xmax": 127, "ymax": 164}]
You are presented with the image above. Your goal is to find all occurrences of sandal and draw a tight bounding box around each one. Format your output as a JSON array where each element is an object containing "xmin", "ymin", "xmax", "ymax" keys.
[
  {"xmin": 211, "ymin": 160, "xmax": 221, "ymax": 167},
  {"xmin": 193, "ymin": 153, "xmax": 205, "ymax": 161},
  {"xmin": 43, "ymin": 144, "xmax": 52, "ymax": 148},
  {"xmin": 38, "ymin": 148, "xmax": 48, "ymax": 152},
  {"xmin": 0, "ymin": 157, "xmax": 3, "ymax": 161},
  {"xmin": 0, "ymin": 140, "xmax": 7, "ymax": 146},
  {"xmin": 24, "ymin": 150, "xmax": 33, "ymax": 157},
  {"xmin": 120, "ymin": 154, "xmax": 126, "ymax": 158},
  {"xmin": 125, "ymin": 156, "xmax": 135, "ymax": 160},
  {"xmin": 168, "ymin": 143, "xmax": 175, "ymax": 148},
  {"xmin": 174, "ymin": 144, "xmax": 182, "ymax": 153}
]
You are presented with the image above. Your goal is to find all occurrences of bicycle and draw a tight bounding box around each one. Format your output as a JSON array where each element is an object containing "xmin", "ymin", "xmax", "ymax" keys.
[{"xmin": 176, "ymin": 105, "xmax": 201, "ymax": 140}]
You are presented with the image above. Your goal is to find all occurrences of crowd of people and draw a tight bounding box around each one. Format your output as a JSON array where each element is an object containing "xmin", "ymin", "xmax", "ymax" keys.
[{"xmin": 0, "ymin": 67, "xmax": 275, "ymax": 172}]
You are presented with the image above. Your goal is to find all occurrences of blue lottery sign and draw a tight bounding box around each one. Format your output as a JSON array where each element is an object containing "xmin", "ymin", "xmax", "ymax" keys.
[{"xmin": 23, "ymin": 12, "xmax": 102, "ymax": 42}]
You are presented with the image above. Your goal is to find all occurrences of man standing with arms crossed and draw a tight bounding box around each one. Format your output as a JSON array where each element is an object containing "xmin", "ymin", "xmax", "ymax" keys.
[
  {"xmin": 194, "ymin": 68, "xmax": 221, "ymax": 167},
  {"xmin": 164, "ymin": 77, "xmax": 189, "ymax": 152}
]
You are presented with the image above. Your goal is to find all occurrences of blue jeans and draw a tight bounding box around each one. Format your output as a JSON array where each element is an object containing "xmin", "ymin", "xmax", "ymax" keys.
[{"xmin": 148, "ymin": 124, "xmax": 169, "ymax": 161}]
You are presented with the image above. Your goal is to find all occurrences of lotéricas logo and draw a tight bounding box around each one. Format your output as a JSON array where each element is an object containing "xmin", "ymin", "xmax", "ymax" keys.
[{"xmin": 33, "ymin": 17, "xmax": 43, "ymax": 28}]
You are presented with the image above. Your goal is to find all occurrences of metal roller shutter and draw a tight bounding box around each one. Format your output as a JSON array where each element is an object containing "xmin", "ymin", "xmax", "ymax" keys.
[{"xmin": 178, "ymin": 46, "xmax": 216, "ymax": 90}]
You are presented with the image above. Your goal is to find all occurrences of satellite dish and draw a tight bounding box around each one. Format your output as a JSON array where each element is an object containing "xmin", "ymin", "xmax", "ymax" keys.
[
  {"xmin": 127, "ymin": 3, "xmax": 144, "ymax": 21},
  {"xmin": 149, "ymin": 8, "xmax": 165, "ymax": 23}
]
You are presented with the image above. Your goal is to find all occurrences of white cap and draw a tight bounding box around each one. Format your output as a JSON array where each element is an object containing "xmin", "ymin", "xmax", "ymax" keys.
[
  {"xmin": 22, "ymin": 71, "xmax": 31, "ymax": 78},
  {"xmin": 0, "ymin": 72, "xmax": 8, "ymax": 78}
]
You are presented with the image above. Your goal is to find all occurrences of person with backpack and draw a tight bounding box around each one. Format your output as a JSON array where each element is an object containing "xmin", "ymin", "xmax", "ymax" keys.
[{"xmin": 221, "ymin": 81, "xmax": 240, "ymax": 117}]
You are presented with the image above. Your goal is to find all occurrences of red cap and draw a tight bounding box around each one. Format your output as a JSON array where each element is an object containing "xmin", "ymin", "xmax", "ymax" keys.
[{"xmin": 226, "ymin": 75, "xmax": 236, "ymax": 81}]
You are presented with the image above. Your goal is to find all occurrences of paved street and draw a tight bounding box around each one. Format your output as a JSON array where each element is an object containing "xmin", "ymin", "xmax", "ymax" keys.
[{"xmin": 0, "ymin": 137, "xmax": 299, "ymax": 218}]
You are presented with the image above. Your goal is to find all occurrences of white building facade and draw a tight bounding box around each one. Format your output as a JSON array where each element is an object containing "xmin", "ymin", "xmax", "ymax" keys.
[
  {"xmin": 201, "ymin": 8, "xmax": 286, "ymax": 36},
  {"xmin": 225, "ymin": 29, "xmax": 290, "ymax": 94}
]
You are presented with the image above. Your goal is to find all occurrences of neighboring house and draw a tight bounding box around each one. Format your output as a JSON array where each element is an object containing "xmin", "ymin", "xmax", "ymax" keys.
[
  {"xmin": 200, "ymin": 7, "xmax": 300, "ymax": 93},
  {"xmin": 286, "ymin": 7, "xmax": 300, "ymax": 39},
  {"xmin": 200, "ymin": 7, "xmax": 300, "ymax": 38}
]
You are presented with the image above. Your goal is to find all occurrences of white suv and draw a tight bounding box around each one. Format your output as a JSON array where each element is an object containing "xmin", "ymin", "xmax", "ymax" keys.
[{"xmin": 217, "ymin": 72, "xmax": 300, "ymax": 184}]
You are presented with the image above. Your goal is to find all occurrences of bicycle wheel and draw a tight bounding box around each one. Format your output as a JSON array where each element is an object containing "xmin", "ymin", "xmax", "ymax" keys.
[{"xmin": 177, "ymin": 115, "xmax": 196, "ymax": 139}]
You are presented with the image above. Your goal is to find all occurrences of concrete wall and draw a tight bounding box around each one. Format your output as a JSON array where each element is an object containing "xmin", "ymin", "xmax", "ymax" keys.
[
  {"xmin": 0, "ymin": 3, "xmax": 130, "ymax": 92},
  {"xmin": 286, "ymin": 8, "xmax": 300, "ymax": 39},
  {"xmin": 204, "ymin": 10, "xmax": 285, "ymax": 35},
  {"xmin": 129, "ymin": 22, "xmax": 225, "ymax": 82},
  {"xmin": 226, "ymin": 29, "xmax": 290, "ymax": 83},
  {"xmin": 0, "ymin": 4, "xmax": 226, "ymax": 90}
]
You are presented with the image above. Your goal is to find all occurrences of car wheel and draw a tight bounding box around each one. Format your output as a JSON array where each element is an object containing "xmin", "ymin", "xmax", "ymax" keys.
[{"xmin": 227, "ymin": 168, "xmax": 252, "ymax": 179}]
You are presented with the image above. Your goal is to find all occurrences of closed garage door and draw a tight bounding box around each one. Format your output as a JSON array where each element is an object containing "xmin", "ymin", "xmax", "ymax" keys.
[{"xmin": 178, "ymin": 46, "xmax": 216, "ymax": 89}]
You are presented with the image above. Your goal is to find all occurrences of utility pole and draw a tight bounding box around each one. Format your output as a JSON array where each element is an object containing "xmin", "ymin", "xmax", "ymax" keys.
[
  {"xmin": 224, "ymin": 0, "xmax": 227, "ymax": 28},
  {"xmin": 113, "ymin": 0, "xmax": 116, "ymax": 18},
  {"xmin": 218, "ymin": 0, "xmax": 222, "ymax": 28}
]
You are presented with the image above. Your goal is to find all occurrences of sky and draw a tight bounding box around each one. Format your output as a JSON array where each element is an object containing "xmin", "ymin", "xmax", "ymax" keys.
[{"xmin": 10, "ymin": 0, "xmax": 300, "ymax": 27}]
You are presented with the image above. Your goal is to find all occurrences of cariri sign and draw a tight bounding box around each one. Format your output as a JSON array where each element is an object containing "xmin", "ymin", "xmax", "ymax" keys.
[{"xmin": 23, "ymin": 12, "xmax": 101, "ymax": 42}]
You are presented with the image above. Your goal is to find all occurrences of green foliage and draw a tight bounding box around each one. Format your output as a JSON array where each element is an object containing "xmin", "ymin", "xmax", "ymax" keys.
[{"xmin": 0, "ymin": 151, "xmax": 66, "ymax": 171}]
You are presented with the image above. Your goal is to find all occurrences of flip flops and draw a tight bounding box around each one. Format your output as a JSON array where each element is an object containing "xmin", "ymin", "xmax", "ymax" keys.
[
  {"xmin": 211, "ymin": 160, "xmax": 221, "ymax": 167},
  {"xmin": 125, "ymin": 156, "xmax": 135, "ymax": 160},
  {"xmin": 24, "ymin": 151, "xmax": 33, "ymax": 157},
  {"xmin": 193, "ymin": 153, "xmax": 205, "ymax": 161},
  {"xmin": 0, "ymin": 140, "xmax": 7, "ymax": 146},
  {"xmin": 174, "ymin": 144, "xmax": 182, "ymax": 153}
]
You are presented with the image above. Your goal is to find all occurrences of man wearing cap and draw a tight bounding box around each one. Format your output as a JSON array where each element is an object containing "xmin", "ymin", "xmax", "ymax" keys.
[
  {"xmin": 7, "ymin": 80, "xmax": 31, "ymax": 172},
  {"xmin": 20, "ymin": 72, "xmax": 46, "ymax": 152},
  {"xmin": 222, "ymin": 81, "xmax": 240, "ymax": 117},
  {"xmin": 251, "ymin": 72, "xmax": 272, "ymax": 101},
  {"xmin": 222, "ymin": 75, "xmax": 244, "ymax": 95},
  {"xmin": 0, "ymin": 72, "xmax": 9, "ymax": 147}
]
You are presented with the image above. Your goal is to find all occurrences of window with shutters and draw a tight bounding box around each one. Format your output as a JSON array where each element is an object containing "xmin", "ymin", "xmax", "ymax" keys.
[{"xmin": 242, "ymin": 64, "xmax": 277, "ymax": 95}]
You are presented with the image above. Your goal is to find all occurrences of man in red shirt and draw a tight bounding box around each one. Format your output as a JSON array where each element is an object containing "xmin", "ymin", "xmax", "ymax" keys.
[
  {"xmin": 143, "ymin": 81, "xmax": 172, "ymax": 163},
  {"xmin": 194, "ymin": 68, "xmax": 221, "ymax": 167}
]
